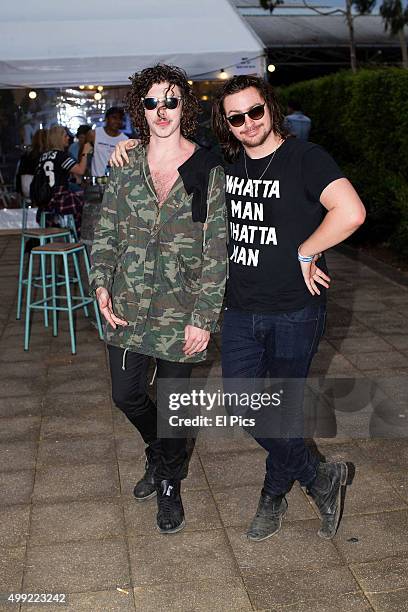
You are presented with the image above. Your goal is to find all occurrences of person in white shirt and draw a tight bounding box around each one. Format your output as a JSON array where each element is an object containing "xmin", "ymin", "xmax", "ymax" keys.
[{"xmin": 86, "ymin": 107, "xmax": 128, "ymax": 177}]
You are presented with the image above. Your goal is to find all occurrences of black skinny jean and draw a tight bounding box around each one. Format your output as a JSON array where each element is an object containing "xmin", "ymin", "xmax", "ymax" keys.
[{"xmin": 108, "ymin": 345, "xmax": 193, "ymax": 482}]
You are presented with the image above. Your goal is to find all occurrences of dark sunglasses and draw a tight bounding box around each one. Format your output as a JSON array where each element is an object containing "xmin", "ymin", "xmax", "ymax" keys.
[
  {"xmin": 141, "ymin": 96, "xmax": 182, "ymax": 110},
  {"xmin": 226, "ymin": 103, "xmax": 265, "ymax": 127}
]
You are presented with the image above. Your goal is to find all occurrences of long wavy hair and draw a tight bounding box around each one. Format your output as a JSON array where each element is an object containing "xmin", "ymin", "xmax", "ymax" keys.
[
  {"xmin": 47, "ymin": 126, "xmax": 67, "ymax": 151},
  {"xmin": 125, "ymin": 64, "xmax": 201, "ymax": 145},
  {"xmin": 212, "ymin": 75, "xmax": 287, "ymax": 163}
]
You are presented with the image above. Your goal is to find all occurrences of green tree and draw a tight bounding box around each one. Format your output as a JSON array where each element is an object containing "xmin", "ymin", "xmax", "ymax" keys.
[{"xmin": 380, "ymin": 0, "xmax": 408, "ymax": 68}]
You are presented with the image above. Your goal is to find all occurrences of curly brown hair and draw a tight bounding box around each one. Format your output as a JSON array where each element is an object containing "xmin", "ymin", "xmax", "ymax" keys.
[
  {"xmin": 125, "ymin": 64, "xmax": 201, "ymax": 145},
  {"xmin": 212, "ymin": 75, "xmax": 287, "ymax": 163}
]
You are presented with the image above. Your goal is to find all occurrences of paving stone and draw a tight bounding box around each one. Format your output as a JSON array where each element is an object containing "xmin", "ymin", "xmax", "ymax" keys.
[
  {"xmin": 114, "ymin": 435, "xmax": 146, "ymax": 461},
  {"xmin": 23, "ymin": 539, "xmax": 130, "ymax": 593},
  {"xmin": 30, "ymin": 500, "xmax": 125, "ymax": 544},
  {"xmin": 0, "ymin": 440, "xmax": 37, "ymax": 471},
  {"xmin": 0, "ymin": 505, "xmax": 30, "ymax": 546},
  {"xmin": 339, "ymin": 466, "xmax": 408, "ymax": 516},
  {"xmin": 325, "ymin": 325, "xmax": 376, "ymax": 339},
  {"xmin": 366, "ymin": 588, "xmax": 408, "ymax": 612},
  {"xmin": 41, "ymin": 393, "xmax": 111, "ymax": 417},
  {"xmin": 0, "ymin": 377, "xmax": 46, "ymax": 397},
  {"xmin": 128, "ymin": 529, "xmax": 238, "ymax": 585},
  {"xmin": 0, "ymin": 416, "xmax": 41, "ymax": 442},
  {"xmin": 123, "ymin": 489, "xmax": 221, "ymax": 535},
  {"xmin": 0, "ymin": 362, "xmax": 47, "ymax": 380},
  {"xmin": 351, "ymin": 556, "xmax": 408, "ymax": 594},
  {"xmin": 133, "ymin": 578, "xmax": 252, "ymax": 612},
  {"xmin": 0, "ymin": 546, "xmax": 25, "ymax": 591},
  {"xmin": 195, "ymin": 428, "xmax": 259, "ymax": 455},
  {"xmin": 382, "ymin": 334, "xmax": 408, "ymax": 351},
  {"xmin": 46, "ymin": 377, "xmax": 110, "ymax": 396},
  {"xmin": 33, "ymin": 463, "xmax": 120, "ymax": 502},
  {"xmin": 0, "ymin": 347, "xmax": 49, "ymax": 364},
  {"xmin": 37, "ymin": 436, "xmax": 115, "ymax": 466},
  {"xmin": 0, "ymin": 470, "xmax": 34, "ymax": 505},
  {"xmin": 40, "ymin": 414, "xmax": 113, "ymax": 438},
  {"xmin": 200, "ymin": 449, "xmax": 267, "ymax": 491},
  {"xmin": 309, "ymin": 353, "xmax": 359, "ymax": 377},
  {"xmin": 266, "ymin": 592, "xmax": 373, "ymax": 611},
  {"xmin": 334, "ymin": 510, "xmax": 408, "ymax": 563},
  {"xmin": 346, "ymin": 351, "xmax": 408, "ymax": 371},
  {"xmin": 328, "ymin": 336, "xmax": 395, "ymax": 354},
  {"xmin": 242, "ymin": 565, "xmax": 361, "ymax": 610},
  {"xmin": 357, "ymin": 439, "xmax": 408, "ymax": 470},
  {"xmin": 21, "ymin": 589, "xmax": 136, "ymax": 612},
  {"xmin": 226, "ymin": 521, "xmax": 342, "ymax": 572},
  {"xmin": 214, "ymin": 483, "xmax": 316, "ymax": 528}
]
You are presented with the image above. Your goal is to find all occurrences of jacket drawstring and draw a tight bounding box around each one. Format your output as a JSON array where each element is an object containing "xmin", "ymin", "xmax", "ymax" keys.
[
  {"xmin": 203, "ymin": 169, "xmax": 216, "ymax": 249},
  {"xmin": 121, "ymin": 348, "xmax": 129, "ymax": 371},
  {"xmin": 149, "ymin": 362, "xmax": 157, "ymax": 386}
]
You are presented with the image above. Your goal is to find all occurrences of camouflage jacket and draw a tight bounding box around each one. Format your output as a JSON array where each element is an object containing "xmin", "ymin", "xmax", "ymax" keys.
[{"xmin": 89, "ymin": 145, "xmax": 227, "ymax": 363}]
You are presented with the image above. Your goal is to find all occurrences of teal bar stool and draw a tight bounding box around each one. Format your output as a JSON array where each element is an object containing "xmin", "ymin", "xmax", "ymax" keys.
[
  {"xmin": 24, "ymin": 242, "xmax": 104, "ymax": 354},
  {"xmin": 40, "ymin": 211, "xmax": 78, "ymax": 242},
  {"xmin": 16, "ymin": 227, "xmax": 72, "ymax": 324}
]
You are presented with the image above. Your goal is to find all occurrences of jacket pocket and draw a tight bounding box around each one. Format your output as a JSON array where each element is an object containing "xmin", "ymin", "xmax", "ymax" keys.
[{"xmin": 176, "ymin": 255, "xmax": 201, "ymax": 293}]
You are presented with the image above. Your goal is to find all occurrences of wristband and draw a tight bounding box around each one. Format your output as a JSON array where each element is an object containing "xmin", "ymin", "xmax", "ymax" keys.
[{"xmin": 298, "ymin": 247, "xmax": 314, "ymax": 263}]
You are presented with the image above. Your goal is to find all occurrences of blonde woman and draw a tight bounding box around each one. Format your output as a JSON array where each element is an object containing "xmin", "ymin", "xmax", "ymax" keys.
[{"xmin": 35, "ymin": 125, "xmax": 92, "ymax": 234}]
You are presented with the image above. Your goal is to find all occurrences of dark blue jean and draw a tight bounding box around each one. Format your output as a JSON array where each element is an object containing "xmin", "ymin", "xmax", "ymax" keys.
[{"xmin": 221, "ymin": 302, "xmax": 326, "ymax": 496}]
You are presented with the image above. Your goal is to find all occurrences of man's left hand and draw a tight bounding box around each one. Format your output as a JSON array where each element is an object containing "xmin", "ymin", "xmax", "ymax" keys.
[
  {"xmin": 183, "ymin": 325, "xmax": 210, "ymax": 356},
  {"xmin": 300, "ymin": 256, "xmax": 331, "ymax": 296}
]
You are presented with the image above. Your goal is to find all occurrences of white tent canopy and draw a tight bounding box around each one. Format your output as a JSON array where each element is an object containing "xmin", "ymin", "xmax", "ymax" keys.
[{"xmin": 0, "ymin": 0, "xmax": 265, "ymax": 88}]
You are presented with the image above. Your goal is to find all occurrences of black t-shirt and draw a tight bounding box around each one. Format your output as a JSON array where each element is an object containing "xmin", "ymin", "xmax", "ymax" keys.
[
  {"xmin": 37, "ymin": 150, "xmax": 77, "ymax": 191},
  {"xmin": 224, "ymin": 138, "xmax": 344, "ymax": 313}
]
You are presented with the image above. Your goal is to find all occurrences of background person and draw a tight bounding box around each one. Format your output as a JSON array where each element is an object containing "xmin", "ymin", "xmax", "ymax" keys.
[
  {"xmin": 17, "ymin": 128, "xmax": 48, "ymax": 198},
  {"xmin": 34, "ymin": 125, "xmax": 92, "ymax": 234},
  {"xmin": 284, "ymin": 100, "xmax": 311, "ymax": 141},
  {"xmin": 85, "ymin": 107, "xmax": 128, "ymax": 177}
]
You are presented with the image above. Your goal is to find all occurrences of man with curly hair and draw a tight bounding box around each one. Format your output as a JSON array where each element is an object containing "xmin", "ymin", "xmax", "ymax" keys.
[{"xmin": 89, "ymin": 64, "xmax": 226, "ymax": 534}]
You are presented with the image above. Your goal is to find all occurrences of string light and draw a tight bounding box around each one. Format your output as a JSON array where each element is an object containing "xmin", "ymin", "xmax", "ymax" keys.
[
  {"xmin": 267, "ymin": 64, "xmax": 276, "ymax": 73},
  {"xmin": 28, "ymin": 90, "xmax": 37, "ymax": 100},
  {"xmin": 219, "ymin": 69, "xmax": 228, "ymax": 80},
  {"xmin": 79, "ymin": 85, "xmax": 85, "ymax": 90},
  {"xmin": 97, "ymin": 85, "xmax": 104, "ymax": 91},
  {"xmin": 188, "ymin": 80, "xmax": 193, "ymax": 86},
  {"xmin": 94, "ymin": 92, "xmax": 102, "ymax": 101}
]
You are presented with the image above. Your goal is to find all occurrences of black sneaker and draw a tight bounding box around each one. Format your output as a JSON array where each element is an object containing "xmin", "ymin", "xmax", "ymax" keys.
[
  {"xmin": 156, "ymin": 479, "xmax": 185, "ymax": 534},
  {"xmin": 246, "ymin": 490, "xmax": 288, "ymax": 541},
  {"xmin": 307, "ymin": 461, "xmax": 348, "ymax": 539},
  {"xmin": 133, "ymin": 448, "xmax": 158, "ymax": 501}
]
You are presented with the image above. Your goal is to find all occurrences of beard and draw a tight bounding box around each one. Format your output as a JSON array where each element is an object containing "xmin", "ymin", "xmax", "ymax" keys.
[{"xmin": 239, "ymin": 123, "xmax": 273, "ymax": 149}]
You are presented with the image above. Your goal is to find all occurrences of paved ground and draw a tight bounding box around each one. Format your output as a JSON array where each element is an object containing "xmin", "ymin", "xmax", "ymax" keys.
[{"xmin": 1, "ymin": 233, "xmax": 408, "ymax": 612}]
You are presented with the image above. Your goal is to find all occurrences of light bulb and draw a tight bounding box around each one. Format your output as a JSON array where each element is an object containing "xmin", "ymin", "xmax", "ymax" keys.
[
  {"xmin": 94, "ymin": 92, "xmax": 102, "ymax": 101},
  {"xmin": 28, "ymin": 90, "xmax": 37, "ymax": 100},
  {"xmin": 267, "ymin": 64, "xmax": 276, "ymax": 73}
]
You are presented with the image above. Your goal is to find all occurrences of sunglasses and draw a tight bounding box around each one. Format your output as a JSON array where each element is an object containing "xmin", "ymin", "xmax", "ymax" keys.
[
  {"xmin": 226, "ymin": 103, "xmax": 265, "ymax": 127},
  {"xmin": 141, "ymin": 96, "xmax": 182, "ymax": 110}
]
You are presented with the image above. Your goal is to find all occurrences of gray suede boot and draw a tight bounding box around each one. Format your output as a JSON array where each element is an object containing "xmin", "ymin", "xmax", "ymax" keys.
[
  {"xmin": 246, "ymin": 490, "xmax": 288, "ymax": 541},
  {"xmin": 307, "ymin": 461, "xmax": 348, "ymax": 539}
]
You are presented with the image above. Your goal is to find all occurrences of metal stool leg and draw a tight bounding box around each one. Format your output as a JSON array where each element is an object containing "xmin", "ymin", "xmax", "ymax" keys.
[
  {"xmin": 63, "ymin": 252, "xmax": 76, "ymax": 354},
  {"xmin": 51, "ymin": 253, "xmax": 58, "ymax": 336},
  {"xmin": 16, "ymin": 234, "xmax": 26, "ymax": 320},
  {"xmin": 24, "ymin": 253, "xmax": 34, "ymax": 350},
  {"xmin": 38, "ymin": 236, "xmax": 49, "ymax": 328},
  {"xmin": 82, "ymin": 247, "xmax": 104, "ymax": 340},
  {"xmin": 72, "ymin": 251, "xmax": 88, "ymax": 317}
]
